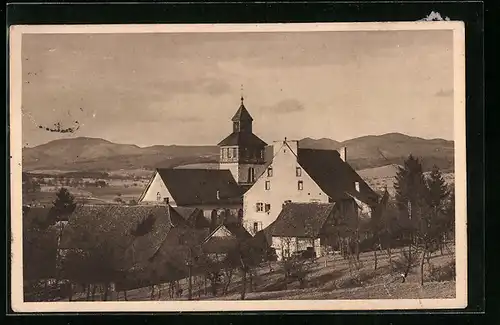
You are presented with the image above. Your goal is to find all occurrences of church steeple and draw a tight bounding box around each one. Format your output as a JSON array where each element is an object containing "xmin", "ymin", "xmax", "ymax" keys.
[
  {"xmin": 232, "ymin": 96, "xmax": 253, "ymax": 133},
  {"xmin": 217, "ymin": 95, "xmax": 267, "ymax": 185}
]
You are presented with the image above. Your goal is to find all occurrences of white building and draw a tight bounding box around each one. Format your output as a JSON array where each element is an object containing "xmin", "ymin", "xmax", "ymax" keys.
[{"xmin": 241, "ymin": 139, "xmax": 380, "ymax": 236}]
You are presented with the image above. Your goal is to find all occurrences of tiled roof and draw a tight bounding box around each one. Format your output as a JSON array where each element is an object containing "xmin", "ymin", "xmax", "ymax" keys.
[
  {"xmin": 267, "ymin": 202, "xmax": 336, "ymax": 237},
  {"xmin": 202, "ymin": 222, "xmax": 252, "ymax": 253},
  {"xmin": 59, "ymin": 205, "xmax": 187, "ymax": 269},
  {"xmin": 231, "ymin": 103, "xmax": 253, "ymax": 122},
  {"xmin": 156, "ymin": 169, "xmax": 244, "ymax": 206},
  {"xmin": 217, "ymin": 132, "xmax": 268, "ymax": 147},
  {"xmin": 172, "ymin": 206, "xmax": 210, "ymax": 228},
  {"xmin": 297, "ymin": 148, "xmax": 379, "ymax": 206}
]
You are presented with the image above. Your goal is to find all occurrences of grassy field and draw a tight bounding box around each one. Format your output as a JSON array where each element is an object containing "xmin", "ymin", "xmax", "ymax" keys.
[{"xmin": 71, "ymin": 246, "xmax": 455, "ymax": 302}]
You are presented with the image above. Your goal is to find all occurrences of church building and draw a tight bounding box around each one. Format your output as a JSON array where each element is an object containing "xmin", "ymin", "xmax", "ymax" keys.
[{"xmin": 138, "ymin": 96, "xmax": 267, "ymax": 224}]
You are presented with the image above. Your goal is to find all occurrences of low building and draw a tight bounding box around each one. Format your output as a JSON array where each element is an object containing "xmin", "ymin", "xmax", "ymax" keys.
[
  {"xmin": 202, "ymin": 222, "xmax": 252, "ymax": 260},
  {"xmin": 138, "ymin": 168, "xmax": 245, "ymax": 223},
  {"xmin": 266, "ymin": 202, "xmax": 343, "ymax": 260}
]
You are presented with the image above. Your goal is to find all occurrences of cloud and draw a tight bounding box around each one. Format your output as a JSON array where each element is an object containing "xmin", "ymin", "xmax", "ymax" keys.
[
  {"xmin": 435, "ymin": 89, "xmax": 453, "ymax": 97},
  {"xmin": 260, "ymin": 99, "xmax": 305, "ymax": 113}
]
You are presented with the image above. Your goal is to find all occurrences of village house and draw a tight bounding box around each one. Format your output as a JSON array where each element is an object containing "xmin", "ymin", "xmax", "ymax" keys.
[
  {"xmin": 138, "ymin": 168, "xmax": 245, "ymax": 225},
  {"xmin": 242, "ymin": 139, "xmax": 380, "ymax": 236},
  {"xmin": 265, "ymin": 202, "xmax": 359, "ymax": 261},
  {"xmin": 202, "ymin": 222, "xmax": 253, "ymax": 261}
]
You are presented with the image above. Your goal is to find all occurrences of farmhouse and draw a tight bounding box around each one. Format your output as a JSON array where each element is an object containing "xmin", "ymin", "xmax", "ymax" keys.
[
  {"xmin": 202, "ymin": 222, "xmax": 252, "ymax": 260},
  {"xmin": 242, "ymin": 139, "xmax": 380, "ymax": 235},
  {"xmin": 266, "ymin": 202, "xmax": 354, "ymax": 261}
]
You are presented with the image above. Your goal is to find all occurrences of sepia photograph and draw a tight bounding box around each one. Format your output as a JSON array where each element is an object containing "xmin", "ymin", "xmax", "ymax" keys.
[{"xmin": 9, "ymin": 22, "xmax": 466, "ymax": 312}]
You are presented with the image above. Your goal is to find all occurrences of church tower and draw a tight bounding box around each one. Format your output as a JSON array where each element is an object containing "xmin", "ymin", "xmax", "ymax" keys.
[{"xmin": 218, "ymin": 96, "xmax": 267, "ymax": 185}]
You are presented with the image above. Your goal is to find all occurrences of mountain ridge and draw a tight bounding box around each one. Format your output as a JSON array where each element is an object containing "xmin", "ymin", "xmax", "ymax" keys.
[{"xmin": 22, "ymin": 133, "xmax": 454, "ymax": 173}]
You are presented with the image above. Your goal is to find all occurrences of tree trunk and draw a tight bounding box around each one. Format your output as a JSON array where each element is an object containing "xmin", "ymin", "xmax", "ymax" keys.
[
  {"xmin": 387, "ymin": 247, "xmax": 393, "ymax": 269},
  {"xmin": 240, "ymin": 270, "xmax": 247, "ymax": 300},
  {"xmin": 43, "ymin": 280, "xmax": 49, "ymax": 300},
  {"xmin": 68, "ymin": 282, "xmax": 73, "ymax": 301},
  {"xmin": 103, "ymin": 283, "xmax": 109, "ymax": 301},
  {"xmin": 204, "ymin": 276, "xmax": 207, "ymax": 296},
  {"xmin": 91, "ymin": 284, "xmax": 97, "ymax": 301},
  {"xmin": 420, "ymin": 249, "xmax": 426, "ymax": 286},
  {"xmin": 86, "ymin": 284, "xmax": 90, "ymax": 301},
  {"xmin": 188, "ymin": 265, "xmax": 193, "ymax": 300},
  {"xmin": 223, "ymin": 270, "xmax": 233, "ymax": 295},
  {"xmin": 150, "ymin": 285, "xmax": 155, "ymax": 300},
  {"xmin": 374, "ymin": 249, "xmax": 378, "ymax": 270}
]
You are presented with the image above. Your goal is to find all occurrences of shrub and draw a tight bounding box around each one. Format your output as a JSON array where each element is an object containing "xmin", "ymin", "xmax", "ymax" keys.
[
  {"xmin": 425, "ymin": 258, "xmax": 456, "ymax": 282},
  {"xmin": 335, "ymin": 270, "xmax": 371, "ymax": 289}
]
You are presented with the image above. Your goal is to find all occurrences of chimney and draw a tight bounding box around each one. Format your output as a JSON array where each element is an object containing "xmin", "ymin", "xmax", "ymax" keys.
[
  {"xmin": 216, "ymin": 190, "xmax": 220, "ymax": 200},
  {"xmin": 339, "ymin": 146, "xmax": 347, "ymax": 162},
  {"xmin": 164, "ymin": 197, "xmax": 169, "ymax": 205}
]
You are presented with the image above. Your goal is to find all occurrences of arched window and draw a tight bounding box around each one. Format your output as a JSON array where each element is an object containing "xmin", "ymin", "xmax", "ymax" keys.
[{"xmin": 156, "ymin": 192, "xmax": 161, "ymax": 202}]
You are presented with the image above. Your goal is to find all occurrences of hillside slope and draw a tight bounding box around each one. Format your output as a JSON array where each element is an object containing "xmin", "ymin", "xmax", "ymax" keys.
[{"xmin": 22, "ymin": 133, "xmax": 454, "ymax": 172}]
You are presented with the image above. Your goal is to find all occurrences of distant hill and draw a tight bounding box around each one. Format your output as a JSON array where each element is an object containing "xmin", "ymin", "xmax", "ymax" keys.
[{"xmin": 22, "ymin": 133, "xmax": 454, "ymax": 173}]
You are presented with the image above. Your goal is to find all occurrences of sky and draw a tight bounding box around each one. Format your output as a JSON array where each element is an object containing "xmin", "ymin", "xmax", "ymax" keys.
[{"xmin": 21, "ymin": 29, "xmax": 454, "ymax": 148}]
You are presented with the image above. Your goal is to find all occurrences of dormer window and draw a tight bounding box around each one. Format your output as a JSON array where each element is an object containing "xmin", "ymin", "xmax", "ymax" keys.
[{"xmin": 296, "ymin": 167, "xmax": 302, "ymax": 177}]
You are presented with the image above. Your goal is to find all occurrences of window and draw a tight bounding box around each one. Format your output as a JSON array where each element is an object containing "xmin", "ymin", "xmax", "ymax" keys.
[
  {"xmin": 233, "ymin": 148, "xmax": 238, "ymax": 159},
  {"xmin": 296, "ymin": 167, "xmax": 302, "ymax": 177},
  {"xmin": 256, "ymin": 202, "xmax": 264, "ymax": 212},
  {"xmin": 298, "ymin": 180, "xmax": 304, "ymax": 190},
  {"xmin": 228, "ymin": 148, "xmax": 233, "ymax": 159},
  {"xmin": 267, "ymin": 166, "xmax": 273, "ymax": 177},
  {"xmin": 248, "ymin": 168, "xmax": 255, "ymax": 183},
  {"xmin": 265, "ymin": 204, "xmax": 271, "ymax": 213},
  {"xmin": 265, "ymin": 181, "xmax": 271, "ymax": 190},
  {"xmin": 156, "ymin": 192, "xmax": 161, "ymax": 201},
  {"xmin": 355, "ymin": 181, "xmax": 360, "ymax": 192},
  {"xmin": 253, "ymin": 222, "xmax": 259, "ymax": 233},
  {"xmin": 260, "ymin": 150, "xmax": 264, "ymax": 159}
]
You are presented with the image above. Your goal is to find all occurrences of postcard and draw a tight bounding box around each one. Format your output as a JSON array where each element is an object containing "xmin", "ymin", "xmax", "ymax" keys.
[{"xmin": 9, "ymin": 21, "xmax": 466, "ymax": 312}]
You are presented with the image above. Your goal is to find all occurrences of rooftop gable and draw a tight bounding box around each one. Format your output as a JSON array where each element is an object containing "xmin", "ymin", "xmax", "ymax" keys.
[
  {"xmin": 156, "ymin": 169, "xmax": 245, "ymax": 206},
  {"xmin": 296, "ymin": 148, "xmax": 379, "ymax": 205},
  {"xmin": 267, "ymin": 202, "xmax": 336, "ymax": 238}
]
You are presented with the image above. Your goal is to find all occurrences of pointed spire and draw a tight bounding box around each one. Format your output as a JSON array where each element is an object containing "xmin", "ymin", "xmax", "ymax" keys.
[{"xmin": 231, "ymin": 89, "xmax": 253, "ymax": 122}]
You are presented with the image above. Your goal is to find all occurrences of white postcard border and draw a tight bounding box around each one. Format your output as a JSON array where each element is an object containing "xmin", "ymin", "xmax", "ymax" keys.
[{"xmin": 9, "ymin": 21, "xmax": 467, "ymax": 312}]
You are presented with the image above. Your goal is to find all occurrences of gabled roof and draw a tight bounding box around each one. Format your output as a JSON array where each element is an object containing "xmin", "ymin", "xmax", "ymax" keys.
[
  {"xmin": 202, "ymin": 222, "xmax": 252, "ymax": 253},
  {"xmin": 231, "ymin": 101, "xmax": 253, "ymax": 122},
  {"xmin": 59, "ymin": 204, "xmax": 187, "ymax": 269},
  {"xmin": 218, "ymin": 132, "xmax": 268, "ymax": 147},
  {"xmin": 297, "ymin": 148, "xmax": 379, "ymax": 206},
  {"xmin": 154, "ymin": 169, "xmax": 244, "ymax": 206},
  {"xmin": 267, "ymin": 202, "xmax": 336, "ymax": 238},
  {"xmin": 173, "ymin": 206, "xmax": 210, "ymax": 229}
]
